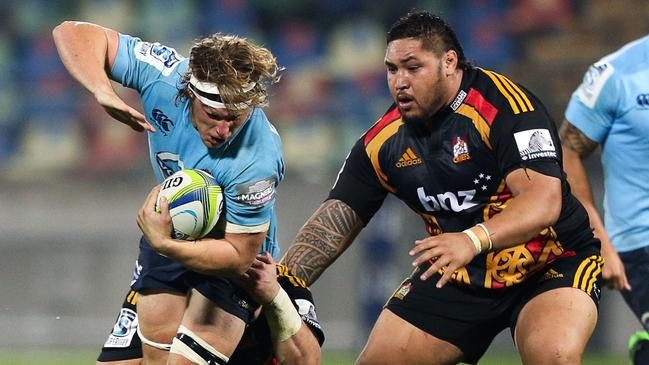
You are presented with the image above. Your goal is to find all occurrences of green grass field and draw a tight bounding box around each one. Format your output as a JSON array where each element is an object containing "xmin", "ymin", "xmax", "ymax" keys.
[{"xmin": 0, "ymin": 349, "xmax": 628, "ymax": 364}]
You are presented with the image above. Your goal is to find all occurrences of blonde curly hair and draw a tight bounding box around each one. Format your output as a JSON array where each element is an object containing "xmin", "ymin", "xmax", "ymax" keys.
[{"xmin": 178, "ymin": 33, "xmax": 283, "ymax": 114}]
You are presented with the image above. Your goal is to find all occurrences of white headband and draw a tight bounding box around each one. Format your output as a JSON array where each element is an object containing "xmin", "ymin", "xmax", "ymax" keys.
[{"xmin": 188, "ymin": 74, "xmax": 255, "ymax": 110}]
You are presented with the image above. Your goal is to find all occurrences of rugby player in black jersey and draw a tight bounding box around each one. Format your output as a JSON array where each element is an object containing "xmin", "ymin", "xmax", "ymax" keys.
[{"xmin": 283, "ymin": 10, "xmax": 602, "ymax": 365}]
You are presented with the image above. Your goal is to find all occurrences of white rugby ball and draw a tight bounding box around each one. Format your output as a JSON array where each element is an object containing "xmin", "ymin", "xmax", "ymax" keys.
[{"xmin": 156, "ymin": 169, "xmax": 223, "ymax": 240}]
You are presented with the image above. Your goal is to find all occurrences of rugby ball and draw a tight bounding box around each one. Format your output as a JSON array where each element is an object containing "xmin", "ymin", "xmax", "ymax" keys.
[{"xmin": 156, "ymin": 169, "xmax": 223, "ymax": 240}]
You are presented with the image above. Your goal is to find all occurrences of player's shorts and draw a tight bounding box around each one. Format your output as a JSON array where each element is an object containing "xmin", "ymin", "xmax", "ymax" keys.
[
  {"xmin": 386, "ymin": 250, "xmax": 603, "ymax": 364},
  {"xmin": 131, "ymin": 236, "xmax": 259, "ymax": 323},
  {"xmin": 98, "ymin": 265, "xmax": 325, "ymax": 364},
  {"xmin": 619, "ymin": 246, "xmax": 649, "ymax": 330},
  {"xmin": 97, "ymin": 289, "xmax": 142, "ymax": 362}
]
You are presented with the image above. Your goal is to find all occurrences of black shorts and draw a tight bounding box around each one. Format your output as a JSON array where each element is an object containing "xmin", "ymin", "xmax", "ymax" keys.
[
  {"xmin": 386, "ymin": 250, "xmax": 603, "ymax": 364},
  {"xmin": 98, "ymin": 266, "xmax": 326, "ymax": 364},
  {"xmin": 619, "ymin": 246, "xmax": 649, "ymax": 330},
  {"xmin": 131, "ymin": 236, "xmax": 259, "ymax": 323},
  {"xmin": 97, "ymin": 289, "xmax": 142, "ymax": 362}
]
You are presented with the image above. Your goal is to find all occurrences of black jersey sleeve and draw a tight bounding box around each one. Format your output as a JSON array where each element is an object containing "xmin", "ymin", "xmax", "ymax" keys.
[
  {"xmin": 277, "ymin": 272, "xmax": 325, "ymax": 346},
  {"xmin": 489, "ymin": 88, "xmax": 563, "ymax": 179},
  {"xmin": 327, "ymin": 137, "xmax": 388, "ymax": 226}
]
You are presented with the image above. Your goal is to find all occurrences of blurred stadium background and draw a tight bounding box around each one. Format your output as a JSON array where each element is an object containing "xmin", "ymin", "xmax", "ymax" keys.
[{"xmin": 0, "ymin": 0, "xmax": 648, "ymax": 363}]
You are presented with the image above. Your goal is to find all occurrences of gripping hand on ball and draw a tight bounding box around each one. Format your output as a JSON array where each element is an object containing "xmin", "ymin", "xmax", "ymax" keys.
[
  {"xmin": 95, "ymin": 87, "xmax": 156, "ymax": 133},
  {"xmin": 137, "ymin": 185, "xmax": 174, "ymax": 255}
]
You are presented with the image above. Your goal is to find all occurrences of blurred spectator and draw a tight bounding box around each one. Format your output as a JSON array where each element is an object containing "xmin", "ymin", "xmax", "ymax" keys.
[
  {"xmin": 450, "ymin": 0, "xmax": 513, "ymax": 70},
  {"xmin": 198, "ymin": 0, "xmax": 260, "ymax": 39},
  {"xmin": 509, "ymin": 0, "xmax": 574, "ymax": 34}
]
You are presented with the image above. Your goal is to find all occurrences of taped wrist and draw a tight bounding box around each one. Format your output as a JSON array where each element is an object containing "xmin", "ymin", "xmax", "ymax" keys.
[
  {"xmin": 463, "ymin": 223, "xmax": 493, "ymax": 254},
  {"xmin": 265, "ymin": 286, "xmax": 303, "ymax": 342}
]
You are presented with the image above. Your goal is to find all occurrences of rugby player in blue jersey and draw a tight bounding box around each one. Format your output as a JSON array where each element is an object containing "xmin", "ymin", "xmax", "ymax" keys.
[
  {"xmin": 561, "ymin": 35, "xmax": 649, "ymax": 365},
  {"xmin": 95, "ymin": 253, "xmax": 323, "ymax": 365},
  {"xmin": 53, "ymin": 21, "xmax": 292, "ymax": 364}
]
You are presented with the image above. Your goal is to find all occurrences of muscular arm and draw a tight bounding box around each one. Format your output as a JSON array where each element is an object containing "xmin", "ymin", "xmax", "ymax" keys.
[
  {"xmin": 487, "ymin": 168, "xmax": 561, "ymax": 247},
  {"xmin": 559, "ymin": 119, "xmax": 602, "ymax": 227},
  {"xmin": 559, "ymin": 119, "xmax": 630, "ymax": 290},
  {"xmin": 157, "ymin": 231, "xmax": 264, "ymax": 277},
  {"xmin": 138, "ymin": 185, "xmax": 262, "ymax": 277},
  {"xmin": 240, "ymin": 254, "xmax": 321, "ymax": 365},
  {"xmin": 281, "ymin": 199, "xmax": 364, "ymax": 285},
  {"xmin": 270, "ymin": 318, "xmax": 320, "ymax": 365},
  {"xmin": 52, "ymin": 21, "xmax": 119, "ymax": 97},
  {"xmin": 412, "ymin": 167, "xmax": 564, "ymax": 287},
  {"xmin": 52, "ymin": 21, "xmax": 152, "ymax": 132}
]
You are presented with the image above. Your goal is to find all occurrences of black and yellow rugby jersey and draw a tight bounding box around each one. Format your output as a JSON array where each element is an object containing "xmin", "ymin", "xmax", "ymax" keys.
[{"xmin": 329, "ymin": 67, "xmax": 598, "ymax": 290}]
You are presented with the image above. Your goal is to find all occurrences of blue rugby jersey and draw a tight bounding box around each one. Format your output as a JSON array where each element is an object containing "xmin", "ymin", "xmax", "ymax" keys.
[
  {"xmin": 565, "ymin": 35, "xmax": 649, "ymax": 253},
  {"xmin": 111, "ymin": 34, "xmax": 284, "ymax": 258}
]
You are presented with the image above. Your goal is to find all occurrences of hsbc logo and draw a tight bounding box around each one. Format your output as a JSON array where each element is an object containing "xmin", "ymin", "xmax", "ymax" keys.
[
  {"xmin": 417, "ymin": 187, "xmax": 478, "ymax": 212},
  {"xmin": 637, "ymin": 94, "xmax": 649, "ymax": 108}
]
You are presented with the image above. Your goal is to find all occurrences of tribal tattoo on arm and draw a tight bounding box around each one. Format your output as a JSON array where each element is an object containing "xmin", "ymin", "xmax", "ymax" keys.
[
  {"xmin": 281, "ymin": 199, "xmax": 363, "ymax": 285},
  {"xmin": 559, "ymin": 120, "xmax": 599, "ymax": 159}
]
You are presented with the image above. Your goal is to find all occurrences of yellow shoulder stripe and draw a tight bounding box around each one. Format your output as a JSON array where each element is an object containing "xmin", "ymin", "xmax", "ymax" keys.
[
  {"xmin": 455, "ymin": 104, "xmax": 492, "ymax": 149},
  {"xmin": 365, "ymin": 119, "xmax": 403, "ymax": 193},
  {"xmin": 480, "ymin": 68, "xmax": 534, "ymax": 114}
]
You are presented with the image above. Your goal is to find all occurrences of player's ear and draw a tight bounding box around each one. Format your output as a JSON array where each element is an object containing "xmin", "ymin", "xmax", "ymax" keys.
[{"xmin": 443, "ymin": 50, "xmax": 458, "ymax": 75}]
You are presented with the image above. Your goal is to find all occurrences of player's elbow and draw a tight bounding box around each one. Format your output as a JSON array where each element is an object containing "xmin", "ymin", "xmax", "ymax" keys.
[
  {"xmin": 53, "ymin": 21, "xmax": 83, "ymax": 37},
  {"xmin": 230, "ymin": 246, "xmax": 259, "ymax": 276},
  {"xmin": 52, "ymin": 21, "xmax": 73, "ymax": 42}
]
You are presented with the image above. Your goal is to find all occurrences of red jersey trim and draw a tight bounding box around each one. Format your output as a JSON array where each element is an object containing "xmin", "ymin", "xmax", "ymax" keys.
[
  {"xmin": 465, "ymin": 88, "xmax": 498, "ymax": 126},
  {"xmin": 364, "ymin": 107, "xmax": 401, "ymax": 146}
]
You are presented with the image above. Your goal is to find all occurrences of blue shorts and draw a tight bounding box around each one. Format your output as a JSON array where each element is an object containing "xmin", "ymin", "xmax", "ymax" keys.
[
  {"xmin": 620, "ymin": 246, "xmax": 649, "ymax": 330},
  {"xmin": 131, "ymin": 236, "xmax": 258, "ymax": 323}
]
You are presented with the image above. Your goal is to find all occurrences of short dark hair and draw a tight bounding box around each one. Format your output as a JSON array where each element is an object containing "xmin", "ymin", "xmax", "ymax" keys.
[{"xmin": 387, "ymin": 10, "xmax": 469, "ymax": 70}]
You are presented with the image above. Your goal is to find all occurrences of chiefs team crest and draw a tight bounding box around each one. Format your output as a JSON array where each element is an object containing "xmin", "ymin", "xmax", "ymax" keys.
[{"xmin": 452, "ymin": 136, "xmax": 471, "ymax": 163}]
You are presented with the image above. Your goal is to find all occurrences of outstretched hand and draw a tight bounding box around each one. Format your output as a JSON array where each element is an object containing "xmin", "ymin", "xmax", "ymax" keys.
[
  {"xmin": 409, "ymin": 232, "xmax": 477, "ymax": 288},
  {"xmin": 95, "ymin": 88, "xmax": 156, "ymax": 132},
  {"xmin": 136, "ymin": 185, "xmax": 173, "ymax": 254}
]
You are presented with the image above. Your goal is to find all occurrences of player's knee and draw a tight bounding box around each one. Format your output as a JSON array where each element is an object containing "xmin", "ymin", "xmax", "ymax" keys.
[
  {"xmin": 169, "ymin": 325, "xmax": 229, "ymax": 365},
  {"xmin": 520, "ymin": 337, "xmax": 583, "ymax": 365},
  {"xmin": 138, "ymin": 325, "xmax": 174, "ymax": 351}
]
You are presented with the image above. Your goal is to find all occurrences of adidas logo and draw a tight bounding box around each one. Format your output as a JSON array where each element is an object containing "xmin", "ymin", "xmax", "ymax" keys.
[
  {"xmin": 540, "ymin": 268, "xmax": 563, "ymax": 282},
  {"xmin": 396, "ymin": 148, "xmax": 422, "ymax": 168}
]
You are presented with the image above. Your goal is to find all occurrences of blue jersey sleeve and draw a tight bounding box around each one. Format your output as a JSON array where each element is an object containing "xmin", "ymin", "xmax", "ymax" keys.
[
  {"xmin": 222, "ymin": 161, "xmax": 282, "ymax": 233},
  {"xmin": 111, "ymin": 33, "xmax": 186, "ymax": 93},
  {"xmin": 564, "ymin": 61, "xmax": 619, "ymax": 143},
  {"xmin": 218, "ymin": 115, "xmax": 285, "ymax": 233}
]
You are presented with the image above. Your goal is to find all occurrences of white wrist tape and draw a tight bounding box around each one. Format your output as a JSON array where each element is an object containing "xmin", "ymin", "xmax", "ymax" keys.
[
  {"xmin": 476, "ymin": 223, "xmax": 493, "ymax": 251},
  {"xmin": 266, "ymin": 286, "xmax": 303, "ymax": 342},
  {"xmin": 463, "ymin": 228, "xmax": 482, "ymax": 254}
]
